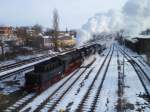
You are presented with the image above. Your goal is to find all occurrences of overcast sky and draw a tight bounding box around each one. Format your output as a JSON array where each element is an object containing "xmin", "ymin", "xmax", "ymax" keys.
[{"xmin": 0, "ymin": 0, "xmax": 127, "ymax": 30}]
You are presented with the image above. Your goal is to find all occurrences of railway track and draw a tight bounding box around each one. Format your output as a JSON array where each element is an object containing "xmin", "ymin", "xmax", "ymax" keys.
[
  {"xmin": 35, "ymin": 64, "xmax": 96, "ymax": 112},
  {"xmin": 0, "ymin": 66, "xmax": 33, "ymax": 81},
  {"xmin": 45, "ymin": 68, "xmax": 94, "ymax": 112},
  {"xmin": 0, "ymin": 43, "xmax": 100, "ymax": 82},
  {"xmin": 19, "ymin": 56, "xmax": 97, "ymax": 112},
  {"xmin": 138, "ymin": 59, "xmax": 146, "ymax": 67},
  {"xmin": 75, "ymin": 45, "xmax": 114, "ymax": 112},
  {"xmin": 0, "ymin": 53, "xmax": 53, "ymax": 72},
  {"xmin": 0, "ymin": 48, "xmax": 76, "ymax": 73},
  {"xmin": 0, "ymin": 54, "xmax": 55, "ymax": 82},
  {"xmin": 0, "ymin": 49, "xmax": 78, "ymax": 81},
  {"xmin": 117, "ymin": 46, "xmax": 150, "ymax": 98},
  {"xmin": 4, "ymin": 93, "xmax": 37, "ymax": 112},
  {"xmin": 4, "ymin": 69, "xmax": 81, "ymax": 112},
  {"xmin": 116, "ymin": 46, "xmax": 125, "ymax": 112}
]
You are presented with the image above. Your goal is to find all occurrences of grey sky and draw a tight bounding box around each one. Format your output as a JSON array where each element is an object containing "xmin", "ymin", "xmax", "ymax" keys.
[{"xmin": 0, "ymin": 0, "xmax": 127, "ymax": 30}]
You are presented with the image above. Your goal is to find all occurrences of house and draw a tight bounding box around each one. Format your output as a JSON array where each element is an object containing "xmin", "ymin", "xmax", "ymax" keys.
[
  {"xmin": 59, "ymin": 30, "xmax": 77, "ymax": 38},
  {"xmin": 0, "ymin": 26, "xmax": 16, "ymax": 41},
  {"xmin": 44, "ymin": 30, "xmax": 76, "ymax": 48},
  {"xmin": 0, "ymin": 26, "xmax": 13, "ymax": 36},
  {"xmin": 58, "ymin": 35, "xmax": 76, "ymax": 48},
  {"xmin": 27, "ymin": 28, "xmax": 37, "ymax": 36},
  {"xmin": 69, "ymin": 30, "xmax": 77, "ymax": 38},
  {"xmin": 28, "ymin": 30, "xmax": 76, "ymax": 49},
  {"xmin": 30, "ymin": 35, "xmax": 54, "ymax": 49},
  {"xmin": 42, "ymin": 36, "xmax": 54, "ymax": 48}
]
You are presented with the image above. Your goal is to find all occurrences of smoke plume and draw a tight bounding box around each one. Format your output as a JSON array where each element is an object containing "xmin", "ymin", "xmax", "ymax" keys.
[{"xmin": 78, "ymin": 0, "xmax": 150, "ymax": 45}]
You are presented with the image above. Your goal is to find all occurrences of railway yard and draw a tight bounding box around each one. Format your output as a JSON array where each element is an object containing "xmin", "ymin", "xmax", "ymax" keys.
[{"xmin": 0, "ymin": 43, "xmax": 150, "ymax": 112}]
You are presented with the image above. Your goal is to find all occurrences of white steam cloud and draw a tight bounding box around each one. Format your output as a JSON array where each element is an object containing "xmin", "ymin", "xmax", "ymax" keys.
[
  {"xmin": 123, "ymin": 0, "xmax": 150, "ymax": 35},
  {"xmin": 78, "ymin": 0, "xmax": 150, "ymax": 45}
]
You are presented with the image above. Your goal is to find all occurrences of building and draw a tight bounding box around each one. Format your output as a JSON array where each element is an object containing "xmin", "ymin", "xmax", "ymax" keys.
[
  {"xmin": 27, "ymin": 28, "xmax": 37, "ymax": 36},
  {"xmin": 135, "ymin": 36, "xmax": 150, "ymax": 54},
  {"xmin": 47, "ymin": 30, "xmax": 76, "ymax": 48},
  {"xmin": 125, "ymin": 35, "xmax": 150, "ymax": 54},
  {"xmin": 69, "ymin": 30, "xmax": 77, "ymax": 38},
  {"xmin": 30, "ymin": 35, "xmax": 54, "ymax": 49},
  {"xmin": 58, "ymin": 35, "xmax": 76, "ymax": 48},
  {"xmin": 0, "ymin": 26, "xmax": 16, "ymax": 41},
  {"xmin": 0, "ymin": 26, "xmax": 13, "ymax": 36},
  {"xmin": 42, "ymin": 36, "xmax": 54, "ymax": 48},
  {"xmin": 125, "ymin": 37, "xmax": 138, "ymax": 52},
  {"xmin": 59, "ymin": 30, "xmax": 77, "ymax": 38},
  {"xmin": 125, "ymin": 35, "xmax": 150, "ymax": 63},
  {"xmin": 21, "ymin": 30, "xmax": 76, "ymax": 49}
]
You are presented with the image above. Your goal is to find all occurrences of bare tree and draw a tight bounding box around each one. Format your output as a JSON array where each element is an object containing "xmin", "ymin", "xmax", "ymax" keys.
[
  {"xmin": 16, "ymin": 27, "xmax": 28, "ymax": 46},
  {"xmin": 32, "ymin": 24, "xmax": 42, "ymax": 35},
  {"xmin": 44, "ymin": 28, "xmax": 53, "ymax": 36},
  {"xmin": 52, "ymin": 9, "xmax": 59, "ymax": 52}
]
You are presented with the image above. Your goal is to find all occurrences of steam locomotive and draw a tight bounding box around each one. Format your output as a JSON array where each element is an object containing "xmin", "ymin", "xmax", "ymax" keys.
[{"xmin": 25, "ymin": 43, "xmax": 102, "ymax": 93}]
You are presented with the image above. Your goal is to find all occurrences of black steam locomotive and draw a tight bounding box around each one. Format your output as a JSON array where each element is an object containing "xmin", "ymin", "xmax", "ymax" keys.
[{"xmin": 25, "ymin": 43, "xmax": 102, "ymax": 92}]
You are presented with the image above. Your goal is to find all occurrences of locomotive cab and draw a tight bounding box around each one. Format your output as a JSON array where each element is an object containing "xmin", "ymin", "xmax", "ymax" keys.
[
  {"xmin": 25, "ymin": 57, "xmax": 64, "ymax": 92},
  {"xmin": 25, "ymin": 72, "xmax": 40, "ymax": 92}
]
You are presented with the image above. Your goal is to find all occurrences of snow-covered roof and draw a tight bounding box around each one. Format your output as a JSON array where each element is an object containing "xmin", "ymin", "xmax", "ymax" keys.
[
  {"xmin": 125, "ymin": 35, "xmax": 150, "ymax": 43},
  {"xmin": 58, "ymin": 35, "xmax": 75, "ymax": 39},
  {"xmin": 127, "ymin": 35, "xmax": 150, "ymax": 39},
  {"xmin": 42, "ymin": 36, "xmax": 49, "ymax": 39},
  {"xmin": 64, "ymin": 33, "xmax": 70, "ymax": 36},
  {"xmin": 38, "ymin": 33, "xmax": 43, "ymax": 36},
  {"xmin": 136, "ymin": 35, "xmax": 150, "ymax": 39},
  {"xmin": 41, "ymin": 36, "xmax": 53, "ymax": 39},
  {"xmin": 125, "ymin": 37, "xmax": 138, "ymax": 43}
]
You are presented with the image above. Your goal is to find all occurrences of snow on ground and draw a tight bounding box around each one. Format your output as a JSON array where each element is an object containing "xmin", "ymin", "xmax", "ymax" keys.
[
  {"xmin": 15, "ymin": 55, "xmax": 36, "ymax": 61},
  {"xmin": 53, "ymin": 53, "xmax": 104, "ymax": 112},
  {"xmin": 20, "ymin": 54, "xmax": 97, "ymax": 112},
  {"xmin": 2, "ymin": 42, "xmax": 150, "ymax": 112},
  {"xmin": 95, "ymin": 47, "xmax": 118, "ymax": 112},
  {"xmin": 119, "ymin": 44, "xmax": 149, "ymax": 68},
  {"xmin": 124, "ymin": 48, "xmax": 150, "ymax": 79},
  {"xmin": 20, "ymin": 69, "xmax": 82, "ymax": 112},
  {"xmin": 0, "ymin": 68, "xmax": 33, "ymax": 95},
  {"xmin": 0, "ymin": 51, "xmax": 48, "ymax": 68},
  {"xmin": 42, "ymin": 67, "xmax": 94, "ymax": 112},
  {"xmin": 81, "ymin": 55, "xmax": 96, "ymax": 67},
  {"xmin": 21, "ymin": 48, "xmax": 112, "ymax": 112},
  {"xmin": 0, "ymin": 49, "xmax": 76, "ymax": 77},
  {"xmin": 78, "ymin": 50, "xmax": 113, "ymax": 112},
  {"xmin": 118, "ymin": 46, "xmax": 150, "ymax": 112},
  {"xmin": 118, "ymin": 45, "xmax": 150, "ymax": 92},
  {"xmin": 0, "ymin": 54, "xmax": 55, "ymax": 77},
  {"xmin": 0, "ymin": 60, "xmax": 16, "ymax": 67}
]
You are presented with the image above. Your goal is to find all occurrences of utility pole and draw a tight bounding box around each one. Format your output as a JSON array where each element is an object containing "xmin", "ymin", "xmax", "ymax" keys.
[{"xmin": 121, "ymin": 30, "xmax": 126, "ymax": 112}]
